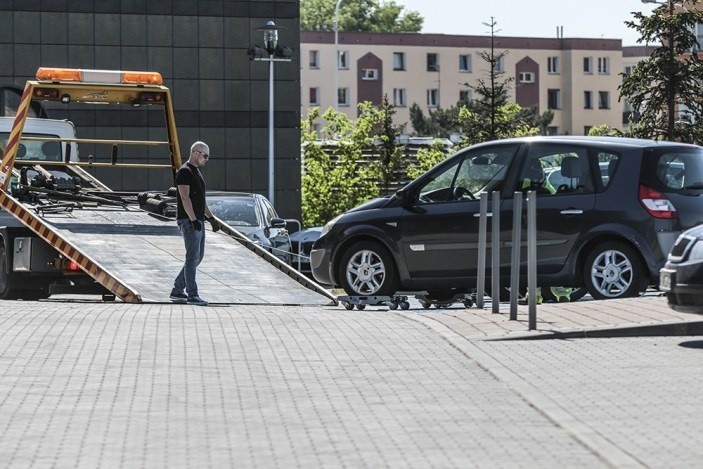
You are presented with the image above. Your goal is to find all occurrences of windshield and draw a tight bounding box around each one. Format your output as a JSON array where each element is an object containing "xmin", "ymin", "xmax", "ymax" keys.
[
  {"xmin": 0, "ymin": 133, "xmax": 62, "ymax": 161},
  {"xmin": 209, "ymin": 197, "xmax": 261, "ymax": 227}
]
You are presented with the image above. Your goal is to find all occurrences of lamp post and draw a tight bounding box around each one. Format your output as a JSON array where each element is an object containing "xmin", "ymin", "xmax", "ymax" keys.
[
  {"xmin": 333, "ymin": 0, "xmax": 343, "ymax": 111},
  {"xmin": 642, "ymin": 0, "xmax": 676, "ymax": 140},
  {"xmin": 248, "ymin": 21, "xmax": 293, "ymax": 207}
]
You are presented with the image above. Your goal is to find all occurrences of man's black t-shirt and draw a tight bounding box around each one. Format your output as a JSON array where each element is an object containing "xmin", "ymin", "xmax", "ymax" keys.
[{"xmin": 175, "ymin": 162, "xmax": 206, "ymax": 220}]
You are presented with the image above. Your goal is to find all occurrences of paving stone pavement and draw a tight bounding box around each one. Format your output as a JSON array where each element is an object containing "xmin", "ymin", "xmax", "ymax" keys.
[{"xmin": 0, "ymin": 297, "xmax": 702, "ymax": 468}]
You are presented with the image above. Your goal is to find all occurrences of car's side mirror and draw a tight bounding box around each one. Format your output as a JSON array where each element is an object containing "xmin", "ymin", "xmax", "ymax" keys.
[
  {"xmin": 270, "ymin": 217, "xmax": 287, "ymax": 229},
  {"xmin": 395, "ymin": 188, "xmax": 411, "ymax": 206}
]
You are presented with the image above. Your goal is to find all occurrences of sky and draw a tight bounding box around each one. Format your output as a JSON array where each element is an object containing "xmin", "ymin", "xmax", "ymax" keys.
[{"xmin": 397, "ymin": 0, "xmax": 660, "ymax": 46}]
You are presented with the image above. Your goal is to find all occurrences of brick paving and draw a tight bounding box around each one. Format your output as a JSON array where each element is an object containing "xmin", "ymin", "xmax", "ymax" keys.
[{"xmin": 0, "ymin": 296, "xmax": 702, "ymax": 467}]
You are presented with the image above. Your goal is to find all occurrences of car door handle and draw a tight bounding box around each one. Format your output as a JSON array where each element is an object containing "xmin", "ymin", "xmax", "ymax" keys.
[
  {"xmin": 473, "ymin": 212, "xmax": 492, "ymax": 217},
  {"xmin": 560, "ymin": 209, "xmax": 583, "ymax": 215}
]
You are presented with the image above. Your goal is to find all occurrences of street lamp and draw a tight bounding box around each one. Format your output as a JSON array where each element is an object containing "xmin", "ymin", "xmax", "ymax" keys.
[
  {"xmin": 334, "ymin": 0, "xmax": 343, "ymax": 111},
  {"xmin": 248, "ymin": 21, "xmax": 293, "ymax": 207},
  {"xmin": 642, "ymin": 0, "xmax": 676, "ymax": 140}
]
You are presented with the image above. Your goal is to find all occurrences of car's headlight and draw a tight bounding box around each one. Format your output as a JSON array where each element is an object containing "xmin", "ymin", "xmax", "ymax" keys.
[
  {"xmin": 320, "ymin": 215, "xmax": 341, "ymax": 237},
  {"xmin": 687, "ymin": 239, "xmax": 703, "ymax": 261}
]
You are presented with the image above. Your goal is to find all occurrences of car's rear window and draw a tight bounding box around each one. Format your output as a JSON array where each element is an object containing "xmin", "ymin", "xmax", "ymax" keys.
[{"xmin": 642, "ymin": 148, "xmax": 703, "ymax": 192}]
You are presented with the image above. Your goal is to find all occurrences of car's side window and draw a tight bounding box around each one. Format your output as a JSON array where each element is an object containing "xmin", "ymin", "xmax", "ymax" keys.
[
  {"xmin": 596, "ymin": 152, "xmax": 619, "ymax": 190},
  {"xmin": 417, "ymin": 145, "xmax": 518, "ymax": 204},
  {"xmin": 520, "ymin": 145, "xmax": 593, "ymax": 196}
]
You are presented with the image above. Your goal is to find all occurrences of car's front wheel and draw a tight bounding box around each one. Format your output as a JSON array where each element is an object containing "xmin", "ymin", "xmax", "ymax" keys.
[
  {"xmin": 338, "ymin": 241, "xmax": 398, "ymax": 296},
  {"xmin": 583, "ymin": 242, "xmax": 646, "ymax": 300}
]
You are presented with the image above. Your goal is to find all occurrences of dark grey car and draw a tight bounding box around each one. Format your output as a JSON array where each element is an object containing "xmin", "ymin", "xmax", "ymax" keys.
[
  {"xmin": 208, "ymin": 192, "xmax": 291, "ymax": 264},
  {"xmin": 311, "ymin": 136, "xmax": 703, "ymax": 301}
]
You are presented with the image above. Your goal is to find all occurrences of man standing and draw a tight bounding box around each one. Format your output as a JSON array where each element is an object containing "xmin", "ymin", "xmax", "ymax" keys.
[{"xmin": 170, "ymin": 141, "xmax": 219, "ymax": 306}]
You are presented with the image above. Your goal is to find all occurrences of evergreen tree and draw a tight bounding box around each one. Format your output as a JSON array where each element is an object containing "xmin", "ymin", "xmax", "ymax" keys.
[{"xmin": 621, "ymin": 1, "xmax": 703, "ymax": 142}]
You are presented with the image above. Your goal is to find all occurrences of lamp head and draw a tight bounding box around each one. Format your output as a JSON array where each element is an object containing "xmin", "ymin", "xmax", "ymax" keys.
[{"xmin": 255, "ymin": 21, "xmax": 285, "ymax": 55}]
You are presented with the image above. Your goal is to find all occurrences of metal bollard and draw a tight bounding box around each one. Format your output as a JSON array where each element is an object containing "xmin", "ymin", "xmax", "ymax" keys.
[
  {"xmin": 509, "ymin": 192, "xmax": 523, "ymax": 320},
  {"xmin": 284, "ymin": 219, "xmax": 302, "ymax": 271},
  {"xmin": 527, "ymin": 191, "xmax": 537, "ymax": 330},
  {"xmin": 491, "ymin": 191, "xmax": 500, "ymax": 314},
  {"xmin": 476, "ymin": 192, "xmax": 488, "ymax": 309}
]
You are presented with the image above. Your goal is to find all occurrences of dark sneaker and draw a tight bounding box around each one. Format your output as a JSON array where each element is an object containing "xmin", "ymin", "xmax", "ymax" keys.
[
  {"xmin": 169, "ymin": 290, "xmax": 188, "ymax": 303},
  {"xmin": 187, "ymin": 295, "xmax": 208, "ymax": 306}
]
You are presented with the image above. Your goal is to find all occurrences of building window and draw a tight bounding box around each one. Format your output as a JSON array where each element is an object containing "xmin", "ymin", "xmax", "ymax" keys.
[
  {"xmin": 338, "ymin": 87, "xmax": 350, "ymax": 106},
  {"xmin": 393, "ymin": 52, "xmax": 406, "ymax": 71},
  {"xmin": 598, "ymin": 57, "xmax": 610, "ymax": 74},
  {"xmin": 459, "ymin": 54, "xmax": 472, "ymax": 72},
  {"xmin": 547, "ymin": 126, "xmax": 559, "ymax": 136},
  {"xmin": 361, "ymin": 68, "xmax": 378, "ymax": 80},
  {"xmin": 427, "ymin": 89, "xmax": 439, "ymax": 107},
  {"xmin": 624, "ymin": 65, "xmax": 633, "ymax": 76},
  {"xmin": 584, "ymin": 91, "xmax": 593, "ymax": 109},
  {"xmin": 459, "ymin": 89, "xmax": 473, "ymax": 104},
  {"xmin": 598, "ymin": 91, "xmax": 610, "ymax": 109},
  {"xmin": 548, "ymin": 56, "xmax": 560, "ymax": 74},
  {"xmin": 427, "ymin": 53, "xmax": 439, "ymax": 71},
  {"xmin": 584, "ymin": 126, "xmax": 593, "ymax": 135},
  {"xmin": 309, "ymin": 50, "xmax": 319, "ymax": 69},
  {"xmin": 519, "ymin": 72, "xmax": 535, "ymax": 83},
  {"xmin": 309, "ymin": 87, "xmax": 319, "ymax": 106},
  {"xmin": 493, "ymin": 56, "xmax": 505, "ymax": 73},
  {"xmin": 548, "ymin": 89, "xmax": 561, "ymax": 110},
  {"xmin": 337, "ymin": 50, "xmax": 349, "ymax": 69},
  {"xmin": 393, "ymin": 88, "xmax": 407, "ymax": 107},
  {"xmin": 584, "ymin": 57, "xmax": 593, "ymax": 74}
]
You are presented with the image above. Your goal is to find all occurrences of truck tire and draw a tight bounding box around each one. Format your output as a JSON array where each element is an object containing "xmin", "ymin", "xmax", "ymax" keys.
[
  {"xmin": 0, "ymin": 244, "xmax": 19, "ymax": 300},
  {"xmin": 583, "ymin": 242, "xmax": 646, "ymax": 300},
  {"xmin": 339, "ymin": 240, "xmax": 398, "ymax": 296}
]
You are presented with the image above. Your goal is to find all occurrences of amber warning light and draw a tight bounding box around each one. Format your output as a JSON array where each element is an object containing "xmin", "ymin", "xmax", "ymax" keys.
[{"xmin": 36, "ymin": 67, "xmax": 163, "ymax": 85}]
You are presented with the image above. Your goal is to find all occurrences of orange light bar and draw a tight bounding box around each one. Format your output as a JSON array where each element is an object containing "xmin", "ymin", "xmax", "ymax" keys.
[
  {"xmin": 123, "ymin": 71, "xmax": 163, "ymax": 85},
  {"xmin": 35, "ymin": 67, "xmax": 163, "ymax": 85},
  {"xmin": 36, "ymin": 67, "xmax": 83, "ymax": 82}
]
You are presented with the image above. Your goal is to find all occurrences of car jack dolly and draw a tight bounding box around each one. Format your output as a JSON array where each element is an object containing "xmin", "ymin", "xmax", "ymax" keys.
[
  {"xmin": 415, "ymin": 293, "xmax": 475, "ymax": 309},
  {"xmin": 338, "ymin": 295, "xmax": 410, "ymax": 311}
]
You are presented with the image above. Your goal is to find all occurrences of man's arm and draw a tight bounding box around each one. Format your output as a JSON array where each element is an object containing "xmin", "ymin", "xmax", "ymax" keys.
[{"xmin": 177, "ymin": 184, "xmax": 197, "ymax": 221}]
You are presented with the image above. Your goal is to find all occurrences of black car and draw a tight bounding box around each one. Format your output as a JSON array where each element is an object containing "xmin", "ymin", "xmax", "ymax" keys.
[
  {"xmin": 208, "ymin": 192, "xmax": 292, "ymax": 264},
  {"xmin": 311, "ymin": 136, "xmax": 703, "ymax": 301},
  {"xmin": 660, "ymin": 224, "xmax": 703, "ymax": 313}
]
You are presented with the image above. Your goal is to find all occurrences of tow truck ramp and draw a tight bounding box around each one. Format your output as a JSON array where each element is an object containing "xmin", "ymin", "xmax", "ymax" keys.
[{"xmin": 2, "ymin": 187, "xmax": 335, "ymax": 305}]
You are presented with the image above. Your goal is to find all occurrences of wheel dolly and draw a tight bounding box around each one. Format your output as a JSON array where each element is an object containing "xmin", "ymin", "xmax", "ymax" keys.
[
  {"xmin": 338, "ymin": 295, "xmax": 410, "ymax": 311},
  {"xmin": 415, "ymin": 293, "xmax": 475, "ymax": 309}
]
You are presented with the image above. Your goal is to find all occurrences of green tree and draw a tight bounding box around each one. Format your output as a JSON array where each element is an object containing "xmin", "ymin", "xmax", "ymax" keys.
[
  {"xmin": 621, "ymin": 1, "xmax": 703, "ymax": 142},
  {"xmin": 301, "ymin": 0, "xmax": 423, "ymax": 32},
  {"xmin": 374, "ymin": 95, "xmax": 407, "ymax": 194},
  {"xmin": 408, "ymin": 102, "xmax": 464, "ymax": 137},
  {"xmin": 405, "ymin": 139, "xmax": 451, "ymax": 180},
  {"xmin": 463, "ymin": 17, "xmax": 514, "ymax": 142},
  {"xmin": 301, "ymin": 107, "xmax": 381, "ymax": 227},
  {"xmin": 588, "ymin": 125, "xmax": 624, "ymax": 137},
  {"xmin": 456, "ymin": 102, "xmax": 539, "ymax": 148}
]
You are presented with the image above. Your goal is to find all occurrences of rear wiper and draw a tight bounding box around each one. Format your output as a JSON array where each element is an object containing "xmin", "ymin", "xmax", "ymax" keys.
[{"xmin": 682, "ymin": 182, "xmax": 703, "ymax": 190}]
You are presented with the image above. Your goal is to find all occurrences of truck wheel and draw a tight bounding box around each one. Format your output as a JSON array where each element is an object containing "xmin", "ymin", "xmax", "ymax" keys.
[
  {"xmin": 339, "ymin": 241, "xmax": 398, "ymax": 296},
  {"xmin": 583, "ymin": 242, "xmax": 646, "ymax": 300},
  {"xmin": 0, "ymin": 244, "xmax": 19, "ymax": 300}
]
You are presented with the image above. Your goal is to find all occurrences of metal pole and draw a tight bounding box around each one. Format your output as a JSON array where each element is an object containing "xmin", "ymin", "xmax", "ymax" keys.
[
  {"xmin": 334, "ymin": 0, "xmax": 343, "ymax": 111},
  {"xmin": 491, "ymin": 191, "xmax": 500, "ymax": 314},
  {"xmin": 509, "ymin": 192, "xmax": 522, "ymax": 320},
  {"xmin": 527, "ymin": 191, "xmax": 537, "ymax": 330},
  {"xmin": 476, "ymin": 192, "xmax": 488, "ymax": 309},
  {"xmin": 268, "ymin": 59, "xmax": 275, "ymax": 206}
]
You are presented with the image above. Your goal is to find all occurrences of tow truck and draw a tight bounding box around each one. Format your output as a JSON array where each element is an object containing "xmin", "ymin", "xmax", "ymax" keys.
[{"xmin": 0, "ymin": 67, "xmax": 335, "ymax": 305}]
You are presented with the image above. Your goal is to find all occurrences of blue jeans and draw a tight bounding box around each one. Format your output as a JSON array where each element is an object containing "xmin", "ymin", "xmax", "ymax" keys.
[{"xmin": 173, "ymin": 219, "xmax": 206, "ymax": 297}]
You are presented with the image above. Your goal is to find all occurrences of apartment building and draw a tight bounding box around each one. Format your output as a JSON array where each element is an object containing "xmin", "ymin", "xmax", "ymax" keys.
[{"xmin": 301, "ymin": 31, "xmax": 629, "ymax": 136}]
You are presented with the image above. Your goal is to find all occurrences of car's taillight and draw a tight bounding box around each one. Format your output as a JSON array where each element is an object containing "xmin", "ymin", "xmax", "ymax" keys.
[
  {"xmin": 66, "ymin": 260, "xmax": 81, "ymax": 271},
  {"xmin": 639, "ymin": 184, "xmax": 677, "ymax": 219}
]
